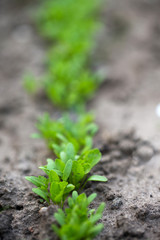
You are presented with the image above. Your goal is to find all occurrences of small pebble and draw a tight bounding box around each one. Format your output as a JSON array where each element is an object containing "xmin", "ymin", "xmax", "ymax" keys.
[
  {"xmin": 106, "ymin": 193, "xmax": 116, "ymax": 201},
  {"xmin": 39, "ymin": 207, "xmax": 48, "ymax": 215},
  {"xmin": 119, "ymin": 140, "xmax": 135, "ymax": 154},
  {"xmin": 110, "ymin": 150, "xmax": 122, "ymax": 159},
  {"xmin": 111, "ymin": 198, "xmax": 123, "ymax": 210},
  {"xmin": 136, "ymin": 145, "xmax": 154, "ymax": 160},
  {"xmin": 96, "ymin": 183, "xmax": 106, "ymax": 192}
]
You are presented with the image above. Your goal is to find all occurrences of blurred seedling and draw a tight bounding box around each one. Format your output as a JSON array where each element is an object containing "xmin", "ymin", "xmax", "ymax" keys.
[
  {"xmin": 52, "ymin": 191, "xmax": 106, "ymax": 240},
  {"xmin": 33, "ymin": 113, "xmax": 98, "ymax": 156}
]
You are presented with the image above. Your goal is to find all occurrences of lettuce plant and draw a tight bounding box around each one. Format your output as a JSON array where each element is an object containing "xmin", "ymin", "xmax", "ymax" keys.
[
  {"xmin": 25, "ymin": 143, "xmax": 107, "ymax": 205},
  {"xmin": 33, "ymin": 113, "xmax": 98, "ymax": 155},
  {"xmin": 52, "ymin": 191, "xmax": 105, "ymax": 240}
]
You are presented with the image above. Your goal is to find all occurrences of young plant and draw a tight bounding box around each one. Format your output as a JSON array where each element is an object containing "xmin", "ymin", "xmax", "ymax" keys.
[
  {"xmin": 26, "ymin": 170, "xmax": 74, "ymax": 206},
  {"xmin": 25, "ymin": 143, "xmax": 107, "ymax": 205},
  {"xmin": 24, "ymin": 0, "xmax": 103, "ymax": 109},
  {"xmin": 33, "ymin": 113, "xmax": 98, "ymax": 156},
  {"xmin": 36, "ymin": 0, "xmax": 101, "ymax": 41},
  {"xmin": 44, "ymin": 59, "xmax": 100, "ymax": 109},
  {"xmin": 52, "ymin": 191, "xmax": 105, "ymax": 240}
]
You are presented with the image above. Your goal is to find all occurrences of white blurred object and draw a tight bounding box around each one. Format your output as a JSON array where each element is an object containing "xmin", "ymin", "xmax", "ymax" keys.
[{"xmin": 156, "ymin": 104, "xmax": 160, "ymax": 117}]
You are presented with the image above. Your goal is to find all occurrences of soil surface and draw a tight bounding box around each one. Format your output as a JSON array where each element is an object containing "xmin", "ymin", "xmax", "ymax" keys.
[{"xmin": 1, "ymin": 0, "xmax": 160, "ymax": 240}]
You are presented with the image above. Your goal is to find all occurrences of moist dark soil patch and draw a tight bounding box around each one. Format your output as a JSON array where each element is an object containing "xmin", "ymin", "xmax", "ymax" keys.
[{"xmin": 1, "ymin": 0, "xmax": 160, "ymax": 240}]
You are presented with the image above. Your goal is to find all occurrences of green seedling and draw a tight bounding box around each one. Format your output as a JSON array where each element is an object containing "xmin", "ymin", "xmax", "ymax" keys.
[
  {"xmin": 25, "ymin": 168, "xmax": 74, "ymax": 206},
  {"xmin": 25, "ymin": 143, "xmax": 107, "ymax": 205},
  {"xmin": 23, "ymin": 74, "xmax": 38, "ymax": 95},
  {"xmin": 44, "ymin": 59, "xmax": 100, "ymax": 109},
  {"xmin": 33, "ymin": 113, "xmax": 98, "ymax": 155},
  {"xmin": 52, "ymin": 191, "xmax": 105, "ymax": 240},
  {"xmin": 36, "ymin": 0, "xmax": 102, "ymax": 41},
  {"xmin": 23, "ymin": 0, "xmax": 103, "ymax": 109}
]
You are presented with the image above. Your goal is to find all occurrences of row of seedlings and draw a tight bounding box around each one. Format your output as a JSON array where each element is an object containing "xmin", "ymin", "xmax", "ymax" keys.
[{"xmin": 25, "ymin": 0, "xmax": 107, "ymax": 239}]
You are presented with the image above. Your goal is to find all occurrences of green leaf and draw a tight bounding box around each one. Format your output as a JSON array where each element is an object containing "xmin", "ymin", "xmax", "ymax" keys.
[
  {"xmin": 39, "ymin": 166, "xmax": 63, "ymax": 177},
  {"xmin": 85, "ymin": 136, "xmax": 92, "ymax": 149},
  {"xmin": 46, "ymin": 158, "xmax": 56, "ymax": 170},
  {"xmin": 49, "ymin": 170, "xmax": 60, "ymax": 182},
  {"xmin": 50, "ymin": 181, "xmax": 68, "ymax": 203},
  {"xmin": 55, "ymin": 158, "xmax": 65, "ymax": 172},
  {"xmin": 71, "ymin": 161, "xmax": 85, "ymax": 185},
  {"xmin": 63, "ymin": 159, "xmax": 72, "ymax": 181},
  {"xmin": 87, "ymin": 193, "xmax": 97, "ymax": 204},
  {"xmin": 68, "ymin": 197, "xmax": 74, "ymax": 208},
  {"xmin": 50, "ymin": 181, "xmax": 60, "ymax": 197},
  {"xmin": 72, "ymin": 191, "xmax": 78, "ymax": 202},
  {"xmin": 90, "ymin": 213, "xmax": 101, "ymax": 224},
  {"xmin": 79, "ymin": 222, "xmax": 90, "ymax": 237},
  {"xmin": 86, "ymin": 123, "xmax": 98, "ymax": 135},
  {"xmin": 96, "ymin": 202, "xmax": 106, "ymax": 215},
  {"xmin": 88, "ymin": 223, "xmax": 104, "ymax": 235},
  {"xmin": 60, "ymin": 151, "xmax": 67, "ymax": 163},
  {"xmin": 25, "ymin": 176, "xmax": 47, "ymax": 188},
  {"xmin": 66, "ymin": 143, "xmax": 75, "ymax": 159},
  {"xmin": 87, "ymin": 175, "xmax": 107, "ymax": 182},
  {"xmin": 54, "ymin": 212, "xmax": 65, "ymax": 226},
  {"xmin": 52, "ymin": 143, "xmax": 62, "ymax": 155},
  {"xmin": 32, "ymin": 187, "xmax": 49, "ymax": 203},
  {"xmin": 88, "ymin": 209, "xmax": 95, "ymax": 215},
  {"xmin": 39, "ymin": 166, "xmax": 49, "ymax": 175},
  {"xmin": 82, "ymin": 149, "xmax": 101, "ymax": 174},
  {"xmin": 56, "ymin": 133, "xmax": 68, "ymax": 143},
  {"xmin": 64, "ymin": 184, "xmax": 75, "ymax": 194},
  {"xmin": 50, "ymin": 182, "xmax": 61, "ymax": 203},
  {"xmin": 54, "ymin": 181, "xmax": 68, "ymax": 203}
]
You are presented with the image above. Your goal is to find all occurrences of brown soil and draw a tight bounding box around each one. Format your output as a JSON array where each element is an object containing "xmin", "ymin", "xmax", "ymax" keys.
[{"xmin": 1, "ymin": 0, "xmax": 160, "ymax": 240}]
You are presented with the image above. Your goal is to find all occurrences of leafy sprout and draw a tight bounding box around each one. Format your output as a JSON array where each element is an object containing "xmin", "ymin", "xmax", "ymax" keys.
[
  {"xmin": 25, "ymin": 143, "xmax": 107, "ymax": 206},
  {"xmin": 33, "ymin": 113, "xmax": 98, "ymax": 156},
  {"xmin": 24, "ymin": 0, "xmax": 103, "ymax": 109},
  {"xmin": 36, "ymin": 0, "xmax": 102, "ymax": 41},
  {"xmin": 43, "ymin": 59, "xmax": 100, "ymax": 109},
  {"xmin": 52, "ymin": 191, "xmax": 105, "ymax": 240}
]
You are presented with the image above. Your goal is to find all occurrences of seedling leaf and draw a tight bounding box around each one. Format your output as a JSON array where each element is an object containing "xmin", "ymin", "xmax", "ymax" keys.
[
  {"xmin": 87, "ymin": 175, "xmax": 107, "ymax": 182},
  {"xmin": 63, "ymin": 159, "xmax": 72, "ymax": 181},
  {"xmin": 87, "ymin": 193, "xmax": 97, "ymax": 204},
  {"xmin": 32, "ymin": 188, "xmax": 49, "ymax": 203}
]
